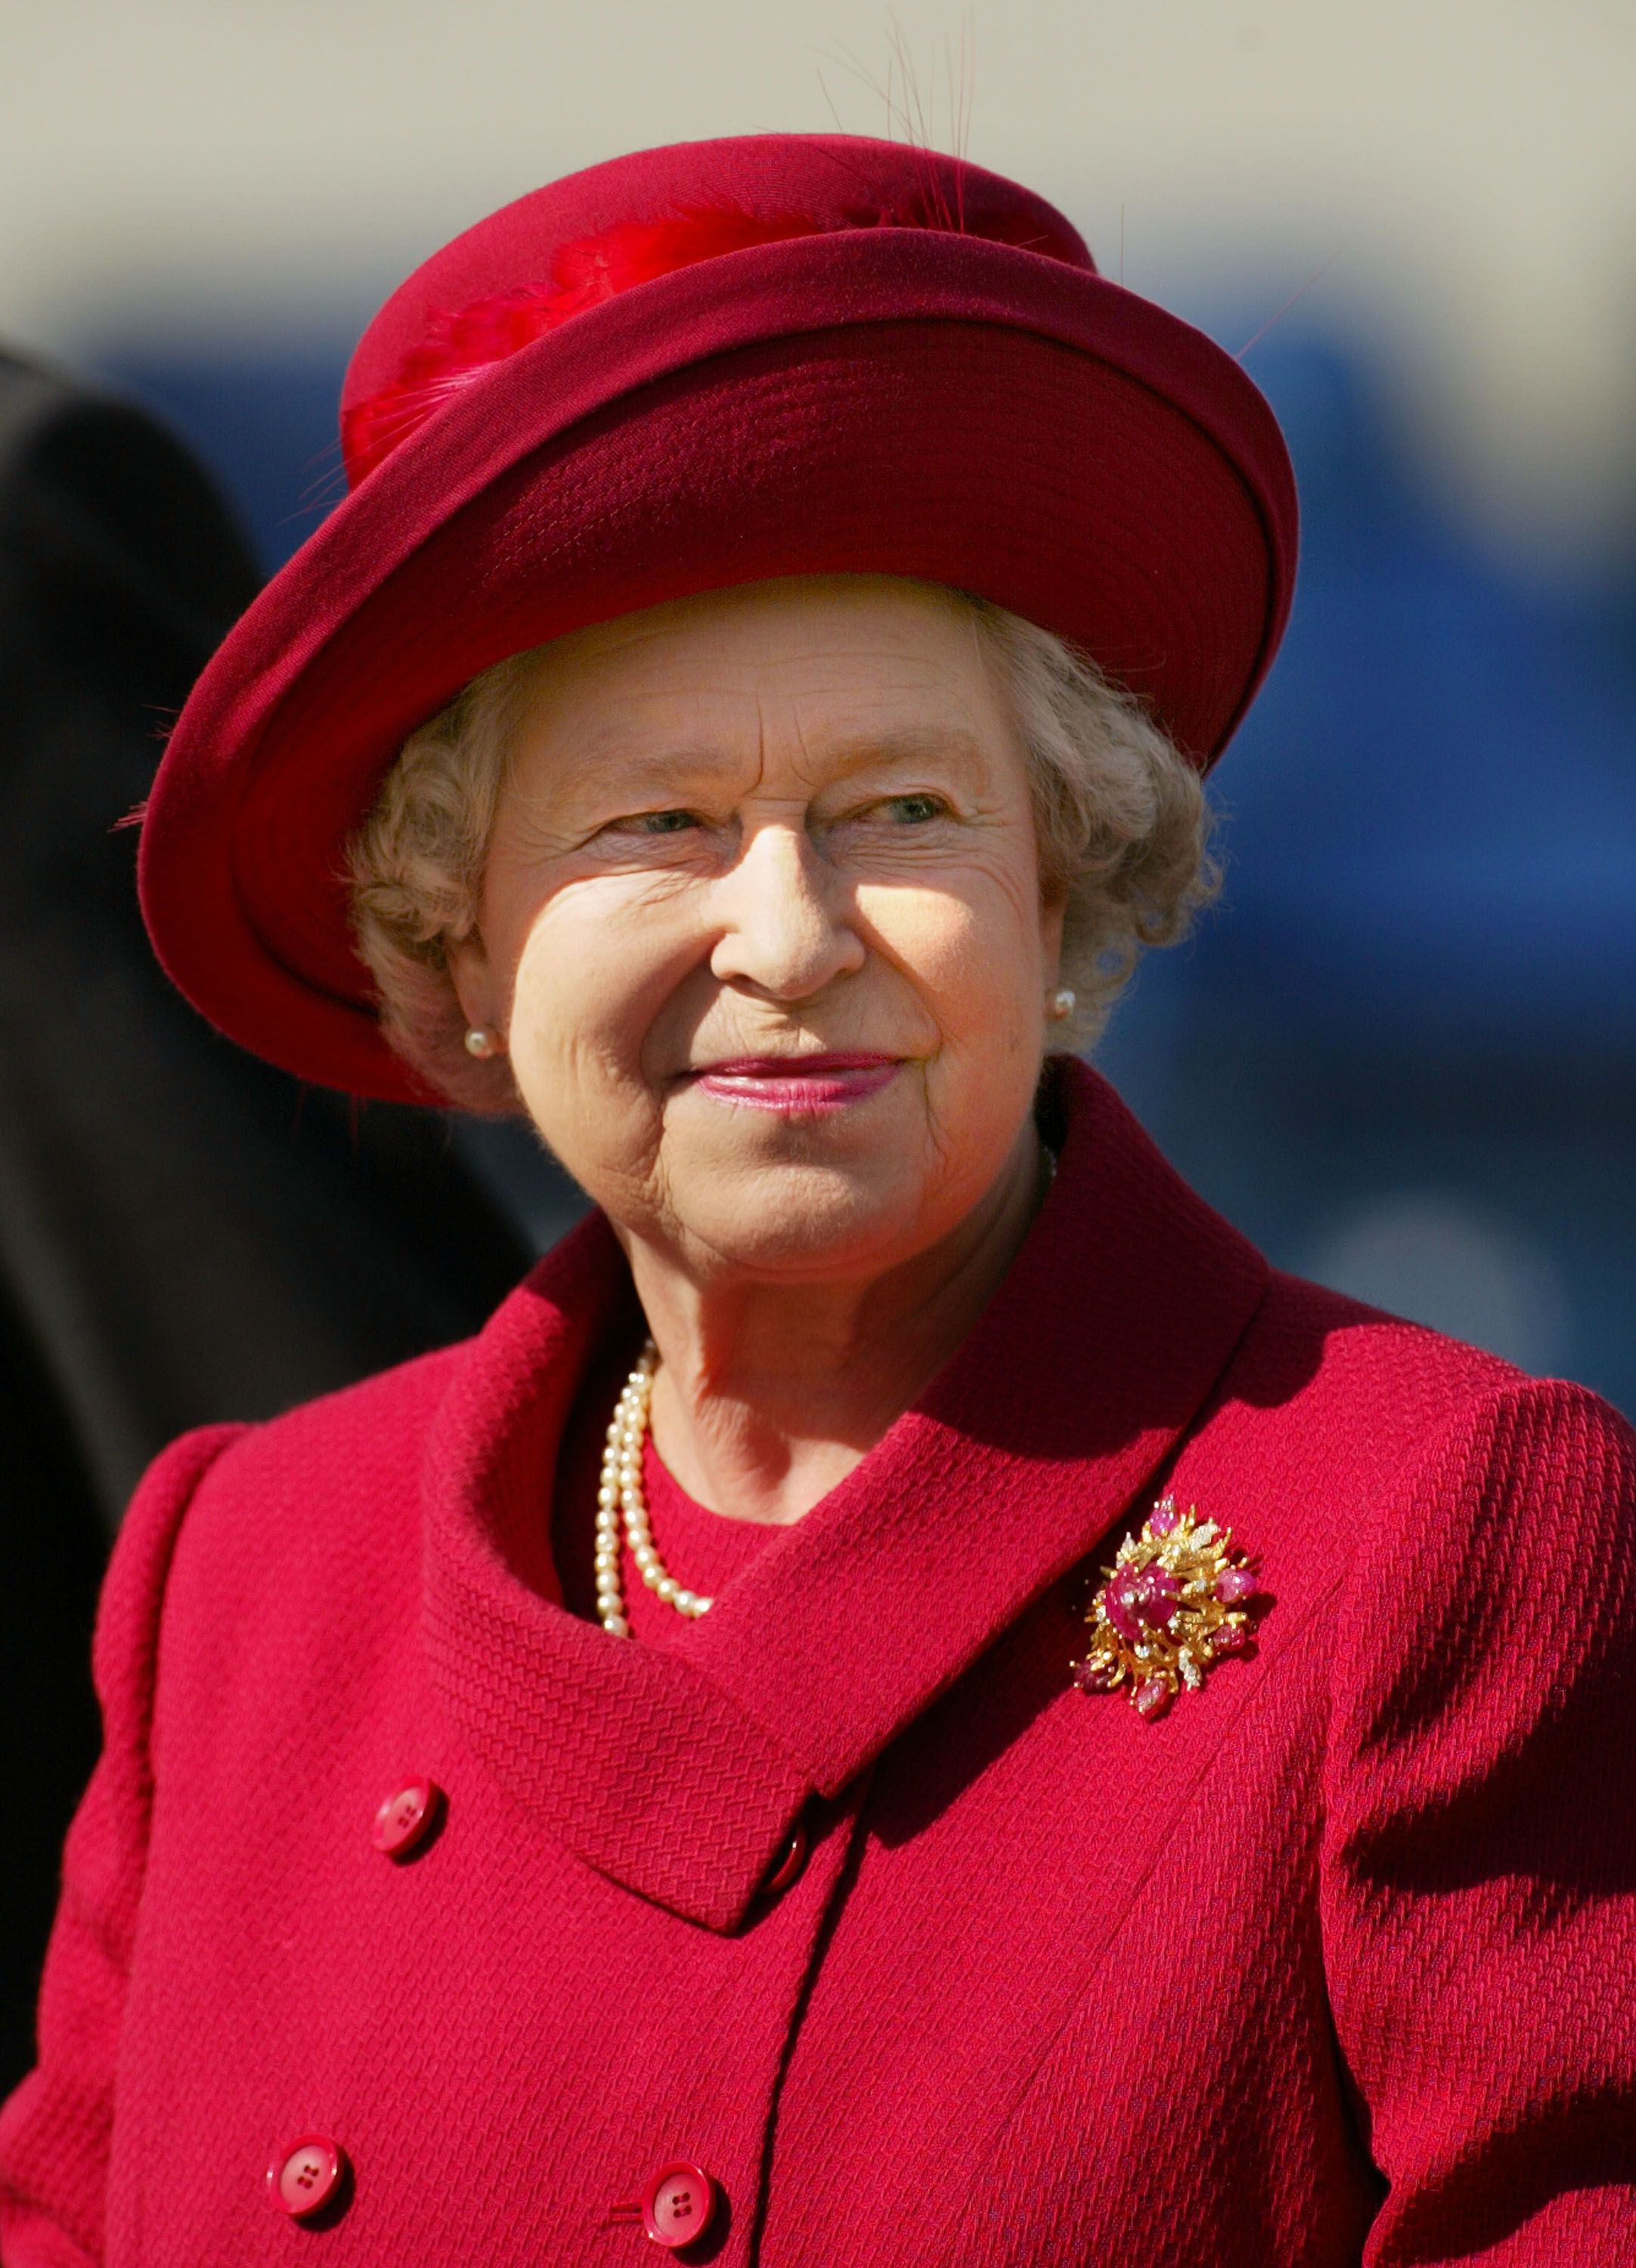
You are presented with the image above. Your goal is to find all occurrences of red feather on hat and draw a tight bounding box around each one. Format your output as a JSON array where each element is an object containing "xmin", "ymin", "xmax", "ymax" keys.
[{"xmin": 341, "ymin": 197, "xmax": 1064, "ymax": 485}]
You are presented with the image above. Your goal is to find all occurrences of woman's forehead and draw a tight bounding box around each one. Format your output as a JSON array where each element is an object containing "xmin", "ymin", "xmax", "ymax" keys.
[
  {"xmin": 525, "ymin": 576, "xmax": 980, "ymax": 692},
  {"xmin": 509, "ymin": 578, "xmax": 1017, "ymax": 771}
]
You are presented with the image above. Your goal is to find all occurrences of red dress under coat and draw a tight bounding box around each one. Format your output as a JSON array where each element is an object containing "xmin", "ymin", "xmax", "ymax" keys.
[{"xmin": 3, "ymin": 1062, "xmax": 1634, "ymax": 2266}]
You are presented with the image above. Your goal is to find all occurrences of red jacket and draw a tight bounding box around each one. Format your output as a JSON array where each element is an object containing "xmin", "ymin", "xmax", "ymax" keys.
[{"xmin": 4, "ymin": 1064, "xmax": 1634, "ymax": 2266}]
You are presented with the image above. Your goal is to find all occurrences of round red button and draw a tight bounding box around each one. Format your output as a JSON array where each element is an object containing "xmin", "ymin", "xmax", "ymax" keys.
[
  {"xmin": 268, "ymin": 2135, "xmax": 345, "ymax": 2219},
  {"xmin": 761, "ymin": 1817, "xmax": 808, "ymax": 1898},
  {"xmin": 641, "ymin": 2161, "xmax": 717, "ymax": 2249},
  {"xmin": 371, "ymin": 1780, "xmax": 442, "ymax": 1858}
]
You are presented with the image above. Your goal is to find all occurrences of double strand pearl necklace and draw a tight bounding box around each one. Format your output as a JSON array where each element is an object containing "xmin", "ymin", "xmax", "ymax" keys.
[{"xmin": 595, "ymin": 1340, "xmax": 712, "ymax": 1637}]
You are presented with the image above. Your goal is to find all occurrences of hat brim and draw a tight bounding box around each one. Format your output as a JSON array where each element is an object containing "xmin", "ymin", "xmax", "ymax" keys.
[{"xmin": 140, "ymin": 230, "xmax": 1297, "ymax": 1102}]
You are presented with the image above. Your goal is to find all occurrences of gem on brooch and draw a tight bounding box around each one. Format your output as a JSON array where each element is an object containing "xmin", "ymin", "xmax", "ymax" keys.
[{"xmin": 1073, "ymin": 1497, "xmax": 1264, "ymax": 1718}]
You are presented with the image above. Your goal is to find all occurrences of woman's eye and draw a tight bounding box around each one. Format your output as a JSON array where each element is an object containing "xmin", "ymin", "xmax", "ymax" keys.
[
  {"xmin": 879, "ymin": 793, "xmax": 946, "ymax": 824},
  {"xmin": 624, "ymin": 808, "xmax": 698, "ymax": 835}
]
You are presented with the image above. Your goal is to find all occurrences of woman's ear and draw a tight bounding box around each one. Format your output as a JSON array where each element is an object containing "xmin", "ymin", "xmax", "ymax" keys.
[
  {"xmin": 446, "ymin": 932, "xmax": 501, "ymax": 1039},
  {"xmin": 1040, "ymin": 891, "xmax": 1067, "ymax": 990}
]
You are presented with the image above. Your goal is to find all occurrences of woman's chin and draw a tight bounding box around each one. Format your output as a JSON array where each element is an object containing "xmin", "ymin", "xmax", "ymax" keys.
[{"xmin": 663, "ymin": 1157, "xmax": 937, "ymax": 1279}]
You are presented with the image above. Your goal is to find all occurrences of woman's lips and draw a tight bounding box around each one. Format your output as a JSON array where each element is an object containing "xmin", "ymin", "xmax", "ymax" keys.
[{"xmin": 688, "ymin": 1052, "xmax": 900, "ymax": 1114}]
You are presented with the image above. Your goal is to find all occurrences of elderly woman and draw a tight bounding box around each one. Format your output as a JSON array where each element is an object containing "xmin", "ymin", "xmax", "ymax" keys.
[{"xmin": 3, "ymin": 135, "xmax": 1633, "ymax": 2268}]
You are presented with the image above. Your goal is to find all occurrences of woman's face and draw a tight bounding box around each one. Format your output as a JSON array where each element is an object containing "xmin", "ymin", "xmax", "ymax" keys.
[{"xmin": 452, "ymin": 576, "xmax": 1064, "ymax": 1285}]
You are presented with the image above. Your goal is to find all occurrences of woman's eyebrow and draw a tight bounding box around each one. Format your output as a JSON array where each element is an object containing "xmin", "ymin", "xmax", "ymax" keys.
[
  {"xmin": 562, "ymin": 724, "xmax": 987, "ymax": 790},
  {"xmin": 808, "ymin": 725, "xmax": 987, "ymax": 775},
  {"xmin": 559, "ymin": 739, "xmax": 738, "ymax": 794}
]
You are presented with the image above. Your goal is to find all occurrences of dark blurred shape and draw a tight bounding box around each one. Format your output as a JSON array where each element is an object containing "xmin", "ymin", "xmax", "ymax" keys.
[
  {"xmin": 94, "ymin": 345, "xmax": 357, "ymax": 572},
  {"xmin": 0, "ymin": 349, "xmax": 581, "ymax": 2094}
]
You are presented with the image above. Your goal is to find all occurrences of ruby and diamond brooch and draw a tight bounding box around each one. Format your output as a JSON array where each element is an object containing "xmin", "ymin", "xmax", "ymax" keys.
[{"xmin": 1074, "ymin": 1497, "xmax": 1263, "ymax": 1721}]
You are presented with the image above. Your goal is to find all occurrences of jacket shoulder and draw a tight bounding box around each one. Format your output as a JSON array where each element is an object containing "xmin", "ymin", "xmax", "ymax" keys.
[
  {"xmin": 148, "ymin": 1340, "xmax": 470, "ymax": 1650},
  {"xmin": 188, "ymin": 1337, "xmax": 468, "ymax": 1496},
  {"xmin": 1198, "ymin": 1266, "xmax": 1634, "ymax": 1642},
  {"xmin": 135, "ymin": 1340, "xmax": 480, "ymax": 1792},
  {"xmin": 1179, "ymin": 1265, "xmax": 1597, "ymax": 1567},
  {"xmin": 1228, "ymin": 1265, "xmax": 1530, "ymax": 1458}
]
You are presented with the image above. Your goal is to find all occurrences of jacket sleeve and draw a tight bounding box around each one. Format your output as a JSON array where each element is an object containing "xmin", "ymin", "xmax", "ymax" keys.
[
  {"xmin": 0, "ymin": 1424, "xmax": 245, "ymax": 2268},
  {"xmin": 1322, "ymin": 1378, "xmax": 1636, "ymax": 2266}
]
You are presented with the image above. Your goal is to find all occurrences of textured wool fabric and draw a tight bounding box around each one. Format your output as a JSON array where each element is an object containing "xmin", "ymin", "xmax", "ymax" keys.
[
  {"xmin": 134, "ymin": 135, "xmax": 1297, "ymax": 1103},
  {"xmin": 3, "ymin": 1062, "xmax": 1634, "ymax": 2265}
]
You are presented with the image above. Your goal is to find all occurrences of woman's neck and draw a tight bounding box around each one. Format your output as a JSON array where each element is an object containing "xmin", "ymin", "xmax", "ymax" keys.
[{"xmin": 618, "ymin": 1122, "xmax": 1048, "ymax": 1526}]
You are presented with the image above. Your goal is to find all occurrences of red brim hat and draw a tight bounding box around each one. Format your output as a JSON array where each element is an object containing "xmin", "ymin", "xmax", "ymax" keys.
[{"xmin": 138, "ymin": 133, "xmax": 1297, "ymax": 1103}]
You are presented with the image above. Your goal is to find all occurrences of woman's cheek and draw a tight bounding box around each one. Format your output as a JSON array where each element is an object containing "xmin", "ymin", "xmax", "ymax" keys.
[
  {"xmin": 510, "ymin": 888, "xmax": 643, "ymax": 1064},
  {"xmin": 505, "ymin": 897, "xmax": 680, "ymax": 1173},
  {"xmin": 860, "ymin": 875, "xmax": 1040, "ymax": 1044},
  {"xmin": 504, "ymin": 922, "xmax": 609, "ymax": 1113}
]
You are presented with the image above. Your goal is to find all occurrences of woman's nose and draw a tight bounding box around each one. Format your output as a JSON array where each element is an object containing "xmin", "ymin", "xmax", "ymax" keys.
[{"xmin": 707, "ymin": 822, "xmax": 865, "ymax": 999}]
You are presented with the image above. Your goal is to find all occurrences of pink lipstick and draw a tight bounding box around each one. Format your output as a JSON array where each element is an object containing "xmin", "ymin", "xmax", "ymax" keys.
[{"xmin": 689, "ymin": 1052, "xmax": 900, "ymax": 1114}]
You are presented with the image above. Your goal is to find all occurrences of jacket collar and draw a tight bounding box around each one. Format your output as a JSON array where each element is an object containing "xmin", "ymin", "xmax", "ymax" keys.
[{"xmin": 421, "ymin": 1061, "xmax": 1268, "ymax": 1931}]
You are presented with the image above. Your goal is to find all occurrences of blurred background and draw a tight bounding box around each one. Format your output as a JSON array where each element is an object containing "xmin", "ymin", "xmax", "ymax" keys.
[{"xmin": 2, "ymin": 0, "xmax": 1634, "ymax": 2075}]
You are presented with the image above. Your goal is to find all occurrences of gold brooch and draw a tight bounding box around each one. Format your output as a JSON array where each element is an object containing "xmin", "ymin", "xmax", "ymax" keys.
[{"xmin": 1074, "ymin": 1498, "xmax": 1262, "ymax": 1720}]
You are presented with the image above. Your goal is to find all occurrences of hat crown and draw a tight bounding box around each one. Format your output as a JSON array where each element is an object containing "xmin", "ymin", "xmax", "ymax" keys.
[{"xmin": 341, "ymin": 134, "xmax": 1094, "ymax": 485}]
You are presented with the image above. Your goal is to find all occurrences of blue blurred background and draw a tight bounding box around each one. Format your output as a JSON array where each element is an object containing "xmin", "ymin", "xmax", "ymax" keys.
[{"xmin": 85, "ymin": 315, "xmax": 1636, "ymax": 1417}]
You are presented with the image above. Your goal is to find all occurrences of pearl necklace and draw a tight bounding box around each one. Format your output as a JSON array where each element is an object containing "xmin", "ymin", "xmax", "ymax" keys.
[{"xmin": 595, "ymin": 1340, "xmax": 713, "ymax": 1637}]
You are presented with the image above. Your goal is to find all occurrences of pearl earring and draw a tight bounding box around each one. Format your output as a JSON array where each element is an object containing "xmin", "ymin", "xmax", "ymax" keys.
[
  {"xmin": 463, "ymin": 1025, "xmax": 501, "ymax": 1059},
  {"xmin": 1049, "ymin": 987, "xmax": 1077, "ymax": 1021}
]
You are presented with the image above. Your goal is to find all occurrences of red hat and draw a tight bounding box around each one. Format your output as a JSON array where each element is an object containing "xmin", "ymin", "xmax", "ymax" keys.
[{"xmin": 138, "ymin": 132, "xmax": 1297, "ymax": 1103}]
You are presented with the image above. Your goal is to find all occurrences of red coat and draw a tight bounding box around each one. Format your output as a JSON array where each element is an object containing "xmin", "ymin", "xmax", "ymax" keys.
[{"xmin": 4, "ymin": 1064, "xmax": 1634, "ymax": 2266}]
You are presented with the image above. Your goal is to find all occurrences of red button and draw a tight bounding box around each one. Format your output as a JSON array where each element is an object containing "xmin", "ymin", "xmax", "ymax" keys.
[
  {"xmin": 761, "ymin": 1817, "xmax": 808, "ymax": 1898},
  {"xmin": 268, "ymin": 2135, "xmax": 345, "ymax": 2219},
  {"xmin": 372, "ymin": 1780, "xmax": 442, "ymax": 1857},
  {"xmin": 641, "ymin": 2161, "xmax": 717, "ymax": 2249}
]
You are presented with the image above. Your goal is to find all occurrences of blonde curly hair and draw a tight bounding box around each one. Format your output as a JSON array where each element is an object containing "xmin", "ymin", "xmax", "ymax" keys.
[{"xmin": 348, "ymin": 588, "xmax": 1219, "ymax": 1111}]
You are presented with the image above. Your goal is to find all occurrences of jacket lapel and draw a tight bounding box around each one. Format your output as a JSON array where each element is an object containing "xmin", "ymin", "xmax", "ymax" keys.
[
  {"xmin": 420, "ymin": 1206, "xmax": 813, "ymax": 1932},
  {"xmin": 420, "ymin": 1062, "xmax": 1268, "ymax": 1930}
]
